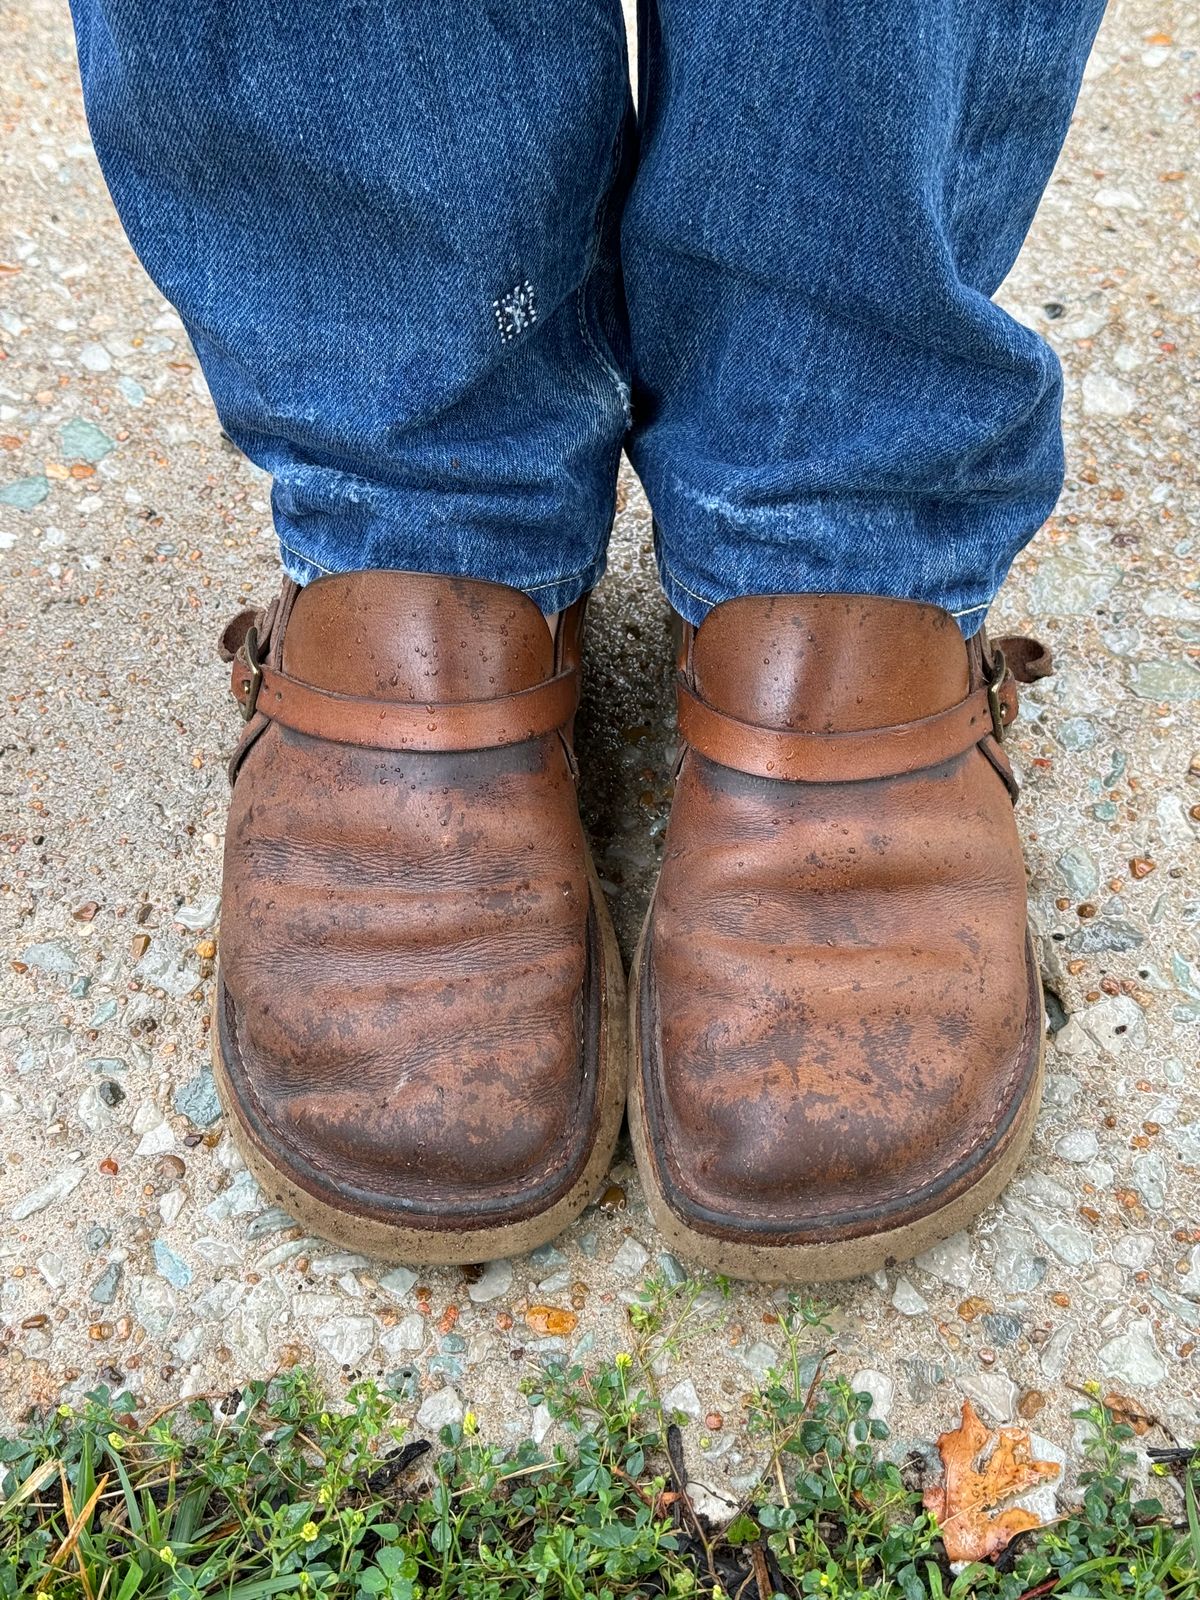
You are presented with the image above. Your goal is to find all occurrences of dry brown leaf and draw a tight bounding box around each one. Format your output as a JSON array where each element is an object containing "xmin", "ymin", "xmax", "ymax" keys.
[
  {"xmin": 525, "ymin": 1305, "xmax": 578, "ymax": 1337},
  {"xmin": 923, "ymin": 1400, "xmax": 1060, "ymax": 1563},
  {"xmin": 1102, "ymin": 1391, "xmax": 1157, "ymax": 1436}
]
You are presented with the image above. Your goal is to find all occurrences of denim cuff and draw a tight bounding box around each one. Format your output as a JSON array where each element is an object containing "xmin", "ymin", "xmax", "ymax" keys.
[
  {"xmin": 278, "ymin": 531, "xmax": 608, "ymax": 619},
  {"xmin": 654, "ymin": 519, "xmax": 1010, "ymax": 639}
]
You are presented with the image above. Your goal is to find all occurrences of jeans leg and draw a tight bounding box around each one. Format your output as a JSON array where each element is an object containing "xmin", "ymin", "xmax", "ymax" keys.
[
  {"xmin": 625, "ymin": 0, "xmax": 1107, "ymax": 632},
  {"xmin": 68, "ymin": 1, "xmax": 634, "ymax": 613}
]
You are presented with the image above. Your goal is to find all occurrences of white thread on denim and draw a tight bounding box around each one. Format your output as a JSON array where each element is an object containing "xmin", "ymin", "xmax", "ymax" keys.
[
  {"xmin": 523, "ymin": 553, "xmax": 604, "ymax": 594},
  {"xmin": 493, "ymin": 280, "xmax": 537, "ymax": 343},
  {"xmin": 660, "ymin": 560, "xmax": 720, "ymax": 609},
  {"xmin": 278, "ymin": 536, "xmax": 335, "ymax": 576}
]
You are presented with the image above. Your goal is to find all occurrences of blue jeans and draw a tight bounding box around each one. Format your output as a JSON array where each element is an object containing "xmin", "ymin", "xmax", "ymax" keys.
[{"xmin": 69, "ymin": 1, "xmax": 1105, "ymax": 632}]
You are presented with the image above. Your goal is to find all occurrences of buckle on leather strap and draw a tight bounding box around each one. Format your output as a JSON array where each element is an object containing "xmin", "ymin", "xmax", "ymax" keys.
[
  {"xmin": 986, "ymin": 648, "xmax": 1007, "ymax": 745},
  {"xmin": 237, "ymin": 625, "xmax": 263, "ymax": 722}
]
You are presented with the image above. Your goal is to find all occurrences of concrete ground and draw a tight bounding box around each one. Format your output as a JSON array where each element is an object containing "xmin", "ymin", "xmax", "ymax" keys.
[{"xmin": 1, "ymin": 0, "xmax": 1198, "ymax": 1501}]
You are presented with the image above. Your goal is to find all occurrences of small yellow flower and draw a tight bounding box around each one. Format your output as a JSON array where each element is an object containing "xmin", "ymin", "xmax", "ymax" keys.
[
  {"xmin": 301, "ymin": 1521, "xmax": 319, "ymax": 1543},
  {"xmin": 159, "ymin": 1547, "xmax": 176, "ymax": 1568},
  {"xmin": 57, "ymin": 1404, "xmax": 72, "ymax": 1418},
  {"xmin": 317, "ymin": 1483, "xmax": 332, "ymax": 1505},
  {"xmin": 106, "ymin": 1432, "xmax": 124, "ymax": 1451},
  {"xmin": 463, "ymin": 1410, "xmax": 478, "ymax": 1436},
  {"xmin": 614, "ymin": 1352, "xmax": 632, "ymax": 1370}
]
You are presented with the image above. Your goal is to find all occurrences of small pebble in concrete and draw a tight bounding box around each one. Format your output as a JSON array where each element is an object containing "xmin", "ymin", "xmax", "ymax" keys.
[
  {"xmin": 1054, "ymin": 1128, "xmax": 1099, "ymax": 1163},
  {"xmin": 612, "ymin": 1236, "xmax": 650, "ymax": 1279},
  {"xmin": 153, "ymin": 1241, "xmax": 193, "ymax": 1290},
  {"xmin": 851, "ymin": 1369, "xmax": 895, "ymax": 1423},
  {"xmin": 382, "ymin": 1315, "xmax": 427, "ymax": 1356},
  {"xmin": 1097, "ymin": 1320, "xmax": 1167, "ymax": 1389},
  {"xmin": 959, "ymin": 1372, "xmax": 1020, "ymax": 1424},
  {"xmin": 417, "ymin": 1387, "xmax": 464, "ymax": 1432},
  {"xmin": 1040, "ymin": 1327, "xmax": 1075, "ymax": 1381},
  {"xmin": 981, "ymin": 1312, "xmax": 1022, "ymax": 1347},
  {"xmin": 317, "ymin": 1316, "xmax": 376, "ymax": 1368},
  {"xmin": 60, "ymin": 417, "xmax": 114, "ymax": 461},
  {"xmin": 90, "ymin": 1262, "xmax": 122, "ymax": 1304},
  {"xmin": 1057, "ymin": 846, "xmax": 1099, "ymax": 898},
  {"xmin": 204, "ymin": 1171, "xmax": 261, "ymax": 1222},
  {"xmin": 663, "ymin": 1378, "xmax": 703, "ymax": 1422},
  {"xmin": 658, "ymin": 1252, "xmax": 688, "ymax": 1289},
  {"xmin": 172, "ymin": 1069, "xmax": 222, "ymax": 1129},
  {"xmin": 891, "ymin": 1277, "xmax": 930, "ymax": 1316},
  {"xmin": 737, "ymin": 1341, "xmax": 780, "ymax": 1384},
  {"xmin": 10, "ymin": 1164, "xmax": 85, "ymax": 1221},
  {"xmin": 914, "ymin": 1232, "xmax": 974, "ymax": 1290},
  {"xmin": 378, "ymin": 1267, "xmax": 419, "ymax": 1299},
  {"xmin": 468, "ymin": 1259, "xmax": 514, "ymax": 1303}
]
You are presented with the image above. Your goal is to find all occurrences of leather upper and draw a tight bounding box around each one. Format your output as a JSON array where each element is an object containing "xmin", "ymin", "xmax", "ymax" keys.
[
  {"xmin": 641, "ymin": 594, "xmax": 1041, "ymax": 1238},
  {"xmin": 217, "ymin": 572, "xmax": 600, "ymax": 1226}
]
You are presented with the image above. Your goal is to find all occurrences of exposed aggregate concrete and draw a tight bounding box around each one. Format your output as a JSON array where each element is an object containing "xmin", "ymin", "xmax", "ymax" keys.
[{"xmin": 1, "ymin": 0, "xmax": 1197, "ymax": 1501}]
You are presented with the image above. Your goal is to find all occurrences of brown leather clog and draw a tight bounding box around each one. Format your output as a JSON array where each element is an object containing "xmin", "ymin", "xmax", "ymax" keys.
[
  {"xmin": 214, "ymin": 571, "xmax": 625, "ymax": 1263},
  {"xmin": 631, "ymin": 594, "xmax": 1044, "ymax": 1281}
]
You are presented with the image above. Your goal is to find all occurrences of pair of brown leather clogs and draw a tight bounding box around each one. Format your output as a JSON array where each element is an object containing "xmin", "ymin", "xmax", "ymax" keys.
[{"xmin": 212, "ymin": 571, "xmax": 1045, "ymax": 1281}]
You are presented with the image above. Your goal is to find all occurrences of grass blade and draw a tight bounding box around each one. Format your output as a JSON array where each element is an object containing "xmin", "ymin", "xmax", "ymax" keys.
[
  {"xmin": 48, "ymin": 1472, "xmax": 109, "ymax": 1573},
  {"xmin": 0, "ymin": 1457, "xmax": 59, "ymax": 1515}
]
